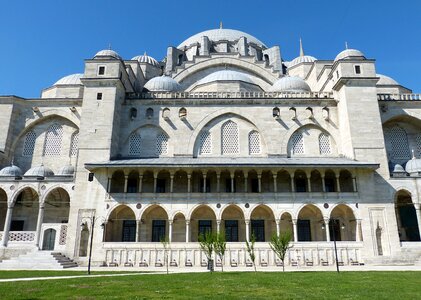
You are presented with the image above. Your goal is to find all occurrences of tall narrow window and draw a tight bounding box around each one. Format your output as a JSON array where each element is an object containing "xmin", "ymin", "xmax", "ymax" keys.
[
  {"xmin": 225, "ymin": 220, "xmax": 239, "ymax": 242},
  {"xmin": 385, "ymin": 126, "xmax": 410, "ymax": 161},
  {"xmin": 198, "ymin": 220, "xmax": 212, "ymax": 237},
  {"xmin": 128, "ymin": 133, "xmax": 142, "ymax": 156},
  {"xmin": 248, "ymin": 131, "xmax": 261, "ymax": 155},
  {"xmin": 291, "ymin": 132, "xmax": 304, "ymax": 154},
  {"xmin": 43, "ymin": 123, "xmax": 63, "ymax": 156},
  {"xmin": 22, "ymin": 130, "xmax": 36, "ymax": 157},
  {"xmin": 199, "ymin": 131, "xmax": 212, "ymax": 155},
  {"xmin": 151, "ymin": 220, "xmax": 166, "ymax": 242},
  {"xmin": 416, "ymin": 134, "xmax": 421, "ymax": 158},
  {"xmin": 251, "ymin": 220, "xmax": 265, "ymax": 242},
  {"xmin": 318, "ymin": 133, "xmax": 331, "ymax": 155},
  {"xmin": 69, "ymin": 131, "xmax": 79, "ymax": 157},
  {"xmin": 122, "ymin": 220, "xmax": 136, "ymax": 242},
  {"xmin": 156, "ymin": 133, "xmax": 168, "ymax": 155},
  {"xmin": 221, "ymin": 120, "xmax": 239, "ymax": 154}
]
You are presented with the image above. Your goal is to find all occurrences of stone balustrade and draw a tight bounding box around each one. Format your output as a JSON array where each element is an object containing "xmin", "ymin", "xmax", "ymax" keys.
[{"xmin": 378, "ymin": 93, "xmax": 421, "ymax": 101}]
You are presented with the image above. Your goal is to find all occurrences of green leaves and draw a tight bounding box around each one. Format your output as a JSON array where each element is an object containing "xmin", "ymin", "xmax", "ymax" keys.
[{"xmin": 269, "ymin": 231, "xmax": 292, "ymax": 271}]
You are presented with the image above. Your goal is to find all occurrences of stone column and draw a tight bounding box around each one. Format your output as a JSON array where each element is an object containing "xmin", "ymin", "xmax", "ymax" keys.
[
  {"xmin": 276, "ymin": 220, "xmax": 280, "ymax": 237},
  {"xmin": 292, "ymin": 219, "xmax": 298, "ymax": 242},
  {"xmin": 321, "ymin": 175, "xmax": 326, "ymax": 192},
  {"xmin": 257, "ymin": 172, "xmax": 262, "ymax": 193},
  {"xmin": 35, "ymin": 203, "xmax": 45, "ymax": 248},
  {"xmin": 170, "ymin": 173, "xmax": 174, "ymax": 193},
  {"xmin": 352, "ymin": 177, "xmax": 357, "ymax": 192},
  {"xmin": 414, "ymin": 204, "xmax": 421, "ymax": 240},
  {"xmin": 216, "ymin": 172, "xmax": 221, "ymax": 193},
  {"xmin": 335, "ymin": 175, "xmax": 341, "ymax": 193},
  {"xmin": 324, "ymin": 218, "xmax": 330, "ymax": 242},
  {"xmin": 356, "ymin": 219, "xmax": 362, "ymax": 242},
  {"xmin": 273, "ymin": 174, "xmax": 278, "ymax": 193},
  {"xmin": 138, "ymin": 174, "xmax": 143, "ymax": 193},
  {"xmin": 187, "ymin": 173, "xmax": 192, "ymax": 193},
  {"xmin": 136, "ymin": 220, "xmax": 141, "ymax": 242},
  {"xmin": 168, "ymin": 220, "xmax": 173, "ymax": 243},
  {"xmin": 217, "ymin": 219, "xmax": 221, "ymax": 234},
  {"xmin": 153, "ymin": 172, "xmax": 158, "ymax": 193},
  {"xmin": 124, "ymin": 174, "xmax": 129, "ymax": 193},
  {"xmin": 107, "ymin": 176, "xmax": 112, "ymax": 193},
  {"xmin": 290, "ymin": 175, "xmax": 295, "ymax": 193},
  {"xmin": 230, "ymin": 172, "xmax": 235, "ymax": 193},
  {"xmin": 202, "ymin": 171, "xmax": 207, "ymax": 193},
  {"xmin": 2, "ymin": 205, "xmax": 14, "ymax": 247},
  {"xmin": 245, "ymin": 219, "xmax": 250, "ymax": 242},
  {"xmin": 185, "ymin": 220, "xmax": 190, "ymax": 243}
]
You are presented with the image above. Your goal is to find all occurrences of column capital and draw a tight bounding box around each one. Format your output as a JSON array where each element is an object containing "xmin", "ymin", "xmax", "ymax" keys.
[
  {"xmin": 292, "ymin": 219, "xmax": 297, "ymax": 225},
  {"xmin": 216, "ymin": 219, "xmax": 221, "ymax": 225},
  {"xmin": 185, "ymin": 220, "xmax": 190, "ymax": 225},
  {"xmin": 275, "ymin": 219, "xmax": 280, "ymax": 225},
  {"xmin": 168, "ymin": 220, "xmax": 173, "ymax": 225},
  {"xmin": 245, "ymin": 219, "xmax": 250, "ymax": 225}
]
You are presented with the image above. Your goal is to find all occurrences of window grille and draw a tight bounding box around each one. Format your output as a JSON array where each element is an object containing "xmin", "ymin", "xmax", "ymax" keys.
[
  {"xmin": 129, "ymin": 133, "xmax": 142, "ymax": 156},
  {"xmin": 43, "ymin": 124, "xmax": 63, "ymax": 156},
  {"xmin": 221, "ymin": 120, "xmax": 239, "ymax": 154},
  {"xmin": 156, "ymin": 133, "xmax": 168, "ymax": 155},
  {"xmin": 69, "ymin": 131, "xmax": 79, "ymax": 157},
  {"xmin": 319, "ymin": 133, "xmax": 331, "ymax": 154},
  {"xmin": 385, "ymin": 126, "xmax": 410, "ymax": 160},
  {"xmin": 248, "ymin": 131, "xmax": 261, "ymax": 154},
  {"xmin": 291, "ymin": 132, "xmax": 304, "ymax": 154},
  {"xmin": 199, "ymin": 131, "xmax": 212, "ymax": 154},
  {"xmin": 22, "ymin": 130, "xmax": 36, "ymax": 157}
]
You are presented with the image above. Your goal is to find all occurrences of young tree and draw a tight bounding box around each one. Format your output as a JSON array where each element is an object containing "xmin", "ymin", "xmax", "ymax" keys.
[
  {"xmin": 160, "ymin": 236, "xmax": 170, "ymax": 274},
  {"xmin": 198, "ymin": 231, "xmax": 215, "ymax": 272},
  {"xmin": 245, "ymin": 234, "xmax": 257, "ymax": 272},
  {"xmin": 269, "ymin": 231, "xmax": 292, "ymax": 272},
  {"xmin": 214, "ymin": 231, "xmax": 226, "ymax": 272}
]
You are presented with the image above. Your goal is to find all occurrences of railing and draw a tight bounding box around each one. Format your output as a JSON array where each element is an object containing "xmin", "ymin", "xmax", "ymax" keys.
[
  {"xmin": 7, "ymin": 231, "xmax": 35, "ymax": 242},
  {"xmin": 102, "ymin": 242, "xmax": 363, "ymax": 267},
  {"xmin": 378, "ymin": 93, "xmax": 421, "ymax": 101},
  {"xmin": 127, "ymin": 91, "xmax": 334, "ymax": 100}
]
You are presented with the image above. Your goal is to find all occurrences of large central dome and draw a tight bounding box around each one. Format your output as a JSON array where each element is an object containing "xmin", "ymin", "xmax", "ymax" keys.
[{"xmin": 178, "ymin": 28, "xmax": 266, "ymax": 49}]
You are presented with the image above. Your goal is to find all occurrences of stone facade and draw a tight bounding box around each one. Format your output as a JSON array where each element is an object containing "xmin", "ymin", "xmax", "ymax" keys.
[{"xmin": 0, "ymin": 27, "xmax": 420, "ymax": 268}]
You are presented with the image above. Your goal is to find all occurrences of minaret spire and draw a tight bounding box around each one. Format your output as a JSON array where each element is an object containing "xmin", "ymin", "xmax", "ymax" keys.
[
  {"xmin": 219, "ymin": 21, "xmax": 223, "ymax": 29},
  {"xmin": 345, "ymin": 41, "xmax": 349, "ymax": 49},
  {"xmin": 299, "ymin": 38, "xmax": 304, "ymax": 57}
]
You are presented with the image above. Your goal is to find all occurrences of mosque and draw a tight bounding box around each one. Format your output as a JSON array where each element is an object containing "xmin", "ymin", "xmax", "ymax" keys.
[{"xmin": 0, "ymin": 25, "xmax": 420, "ymax": 268}]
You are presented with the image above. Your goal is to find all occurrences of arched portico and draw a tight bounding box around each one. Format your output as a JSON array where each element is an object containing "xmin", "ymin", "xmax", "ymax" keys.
[
  {"xmin": 297, "ymin": 204, "xmax": 324, "ymax": 241},
  {"xmin": 105, "ymin": 205, "xmax": 136, "ymax": 242},
  {"xmin": 221, "ymin": 205, "xmax": 245, "ymax": 242},
  {"xmin": 250, "ymin": 204, "xmax": 276, "ymax": 242},
  {"xmin": 395, "ymin": 190, "xmax": 421, "ymax": 241},
  {"xmin": 140, "ymin": 205, "xmax": 169, "ymax": 242},
  {"xmin": 190, "ymin": 205, "xmax": 216, "ymax": 242},
  {"xmin": 330, "ymin": 204, "xmax": 357, "ymax": 241}
]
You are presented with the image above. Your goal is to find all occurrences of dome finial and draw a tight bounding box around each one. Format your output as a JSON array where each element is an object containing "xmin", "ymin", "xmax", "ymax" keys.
[
  {"xmin": 299, "ymin": 38, "xmax": 304, "ymax": 57},
  {"xmin": 412, "ymin": 149, "xmax": 416, "ymax": 159},
  {"xmin": 144, "ymin": 51, "xmax": 147, "ymax": 56},
  {"xmin": 345, "ymin": 41, "xmax": 349, "ymax": 49},
  {"xmin": 219, "ymin": 21, "xmax": 223, "ymax": 29},
  {"xmin": 108, "ymin": 43, "xmax": 112, "ymax": 50}
]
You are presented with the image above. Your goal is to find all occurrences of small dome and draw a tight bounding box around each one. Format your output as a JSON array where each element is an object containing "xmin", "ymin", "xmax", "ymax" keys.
[
  {"xmin": 132, "ymin": 53, "xmax": 160, "ymax": 67},
  {"xmin": 289, "ymin": 55, "xmax": 317, "ymax": 68},
  {"xmin": 392, "ymin": 164, "xmax": 405, "ymax": 173},
  {"xmin": 57, "ymin": 165, "xmax": 75, "ymax": 176},
  {"xmin": 269, "ymin": 76, "xmax": 311, "ymax": 92},
  {"xmin": 405, "ymin": 157, "xmax": 421, "ymax": 175},
  {"xmin": 377, "ymin": 74, "xmax": 399, "ymax": 86},
  {"xmin": 334, "ymin": 49, "xmax": 365, "ymax": 62},
  {"xmin": 54, "ymin": 73, "xmax": 83, "ymax": 86},
  {"xmin": 196, "ymin": 70, "xmax": 253, "ymax": 86},
  {"xmin": 144, "ymin": 76, "xmax": 182, "ymax": 92},
  {"xmin": 24, "ymin": 165, "xmax": 54, "ymax": 177},
  {"xmin": 94, "ymin": 49, "xmax": 122, "ymax": 60},
  {"xmin": 0, "ymin": 165, "xmax": 23, "ymax": 177}
]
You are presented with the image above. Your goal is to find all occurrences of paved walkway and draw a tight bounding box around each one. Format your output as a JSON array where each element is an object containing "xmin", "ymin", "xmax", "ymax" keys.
[{"xmin": 1, "ymin": 264, "xmax": 421, "ymax": 282}]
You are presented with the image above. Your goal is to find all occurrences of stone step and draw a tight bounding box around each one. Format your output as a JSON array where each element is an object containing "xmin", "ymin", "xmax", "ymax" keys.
[{"xmin": 0, "ymin": 251, "xmax": 78, "ymax": 269}]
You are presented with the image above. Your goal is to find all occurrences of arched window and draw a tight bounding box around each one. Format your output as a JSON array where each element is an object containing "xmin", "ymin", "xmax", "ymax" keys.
[
  {"xmin": 318, "ymin": 133, "xmax": 331, "ymax": 155},
  {"xmin": 22, "ymin": 130, "xmax": 36, "ymax": 157},
  {"xmin": 43, "ymin": 123, "xmax": 63, "ymax": 156},
  {"xmin": 385, "ymin": 126, "xmax": 410, "ymax": 161},
  {"xmin": 156, "ymin": 133, "xmax": 168, "ymax": 155},
  {"xmin": 291, "ymin": 132, "xmax": 304, "ymax": 154},
  {"xmin": 416, "ymin": 134, "xmax": 421, "ymax": 158},
  {"xmin": 146, "ymin": 108, "xmax": 154, "ymax": 119},
  {"xmin": 129, "ymin": 133, "xmax": 142, "ymax": 156},
  {"xmin": 248, "ymin": 131, "xmax": 261, "ymax": 155},
  {"xmin": 199, "ymin": 131, "xmax": 212, "ymax": 155},
  {"xmin": 221, "ymin": 121, "xmax": 239, "ymax": 154},
  {"xmin": 69, "ymin": 131, "xmax": 79, "ymax": 157}
]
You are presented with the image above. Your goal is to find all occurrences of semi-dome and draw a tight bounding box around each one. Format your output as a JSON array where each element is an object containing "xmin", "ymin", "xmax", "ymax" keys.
[
  {"xmin": 377, "ymin": 74, "xmax": 399, "ymax": 86},
  {"xmin": 289, "ymin": 55, "xmax": 317, "ymax": 68},
  {"xmin": 269, "ymin": 76, "xmax": 311, "ymax": 92},
  {"xmin": 0, "ymin": 165, "xmax": 23, "ymax": 177},
  {"xmin": 178, "ymin": 28, "xmax": 266, "ymax": 49},
  {"xmin": 24, "ymin": 165, "xmax": 54, "ymax": 177},
  {"xmin": 334, "ymin": 49, "xmax": 365, "ymax": 62},
  {"xmin": 54, "ymin": 73, "xmax": 83, "ymax": 86},
  {"xmin": 57, "ymin": 165, "xmax": 75, "ymax": 176},
  {"xmin": 132, "ymin": 53, "xmax": 160, "ymax": 67},
  {"xmin": 405, "ymin": 157, "xmax": 421, "ymax": 175},
  {"xmin": 94, "ymin": 49, "xmax": 122, "ymax": 60},
  {"xmin": 196, "ymin": 70, "xmax": 254, "ymax": 86},
  {"xmin": 144, "ymin": 76, "xmax": 182, "ymax": 92}
]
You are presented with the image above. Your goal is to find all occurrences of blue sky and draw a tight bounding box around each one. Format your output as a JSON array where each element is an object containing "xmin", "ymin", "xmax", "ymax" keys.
[{"xmin": 1, "ymin": 0, "xmax": 420, "ymax": 97}]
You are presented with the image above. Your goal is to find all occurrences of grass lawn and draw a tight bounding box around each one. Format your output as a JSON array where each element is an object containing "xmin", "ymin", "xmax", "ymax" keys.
[
  {"xmin": 0, "ymin": 270, "xmax": 143, "ymax": 279},
  {"xmin": 0, "ymin": 271, "xmax": 420, "ymax": 299}
]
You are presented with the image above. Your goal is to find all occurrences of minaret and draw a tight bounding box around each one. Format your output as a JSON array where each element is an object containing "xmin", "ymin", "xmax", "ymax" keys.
[
  {"xmin": 299, "ymin": 38, "xmax": 304, "ymax": 57},
  {"xmin": 219, "ymin": 21, "xmax": 223, "ymax": 29}
]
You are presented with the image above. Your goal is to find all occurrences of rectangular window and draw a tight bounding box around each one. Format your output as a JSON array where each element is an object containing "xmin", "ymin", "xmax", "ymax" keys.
[
  {"xmin": 122, "ymin": 220, "xmax": 136, "ymax": 242},
  {"xmin": 198, "ymin": 220, "xmax": 212, "ymax": 238},
  {"xmin": 98, "ymin": 66, "xmax": 105, "ymax": 75},
  {"xmin": 199, "ymin": 178, "xmax": 210, "ymax": 193},
  {"xmin": 251, "ymin": 220, "xmax": 265, "ymax": 242},
  {"xmin": 354, "ymin": 65, "xmax": 361, "ymax": 74},
  {"xmin": 297, "ymin": 219, "xmax": 311, "ymax": 241},
  {"xmin": 225, "ymin": 220, "xmax": 239, "ymax": 242},
  {"xmin": 156, "ymin": 179, "xmax": 166, "ymax": 193},
  {"xmin": 10, "ymin": 220, "xmax": 24, "ymax": 231},
  {"xmin": 251, "ymin": 178, "xmax": 259, "ymax": 193},
  {"xmin": 329, "ymin": 219, "xmax": 341, "ymax": 241},
  {"xmin": 325, "ymin": 178, "xmax": 336, "ymax": 192},
  {"xmin": 97, "ymin": 92, "xmax": 103, "ymax": 100},
  {"xmin": 152, "ymin": 220, "xmax": 166, "ymax": 242}
]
